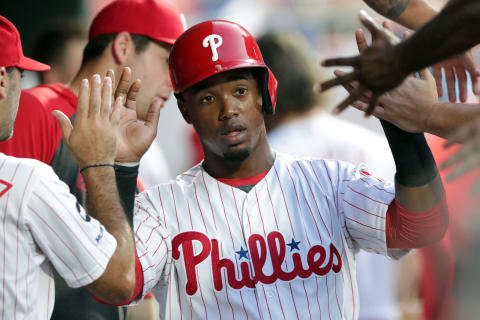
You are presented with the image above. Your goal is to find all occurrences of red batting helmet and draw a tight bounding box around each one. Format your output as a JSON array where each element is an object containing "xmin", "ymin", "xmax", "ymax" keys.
[{"xmin": 169, "ymin": 20, "xmax": 278, "ymax": 114}]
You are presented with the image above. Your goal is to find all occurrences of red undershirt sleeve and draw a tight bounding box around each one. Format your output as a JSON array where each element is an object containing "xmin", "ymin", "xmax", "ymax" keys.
[
  {"xmin": 92, "ymin": 249, "xmax": 144, "ymax": 306},
  {"xmin": 386, "ymin": 195, "xmax": 448, "ymax": 248}
]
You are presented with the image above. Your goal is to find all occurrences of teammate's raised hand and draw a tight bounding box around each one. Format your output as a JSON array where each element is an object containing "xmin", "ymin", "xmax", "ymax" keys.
[
  {"xmin": 105, "ymin": 68, "xmax": 161, "ymax": 163},
  {"xmin": 432, "ymin": 51, "xmax": 479, "ymax": 103},
  {"xmin": 319, "ymin": 10, "xmax": 406, "ymax": 116},
  {"xmin": 52, "ymin": 74, "xmax": 123, "ymax": 167}
]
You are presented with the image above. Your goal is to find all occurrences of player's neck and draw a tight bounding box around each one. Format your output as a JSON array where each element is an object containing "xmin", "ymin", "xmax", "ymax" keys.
[{"xmin": 203, "ymin": 135, "xmax": 275, "ymax": 180}]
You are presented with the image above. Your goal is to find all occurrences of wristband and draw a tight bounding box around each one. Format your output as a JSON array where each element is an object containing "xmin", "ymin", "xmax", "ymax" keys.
[{"xmin": 79, "ymin": 163, "xmax": 114, "ymax": 174}]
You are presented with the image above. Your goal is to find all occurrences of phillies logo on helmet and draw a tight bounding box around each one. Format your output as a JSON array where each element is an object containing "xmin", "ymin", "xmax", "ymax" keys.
[
  {"xmin": 172, "ymin": 230, "xmax": 342, "ymax": 295},
  {"xmin": 202, "ymin": 34, "xmax": 223, "ymax": 61}
]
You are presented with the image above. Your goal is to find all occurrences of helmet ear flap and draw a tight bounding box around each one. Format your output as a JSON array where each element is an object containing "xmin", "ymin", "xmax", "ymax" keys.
[{"xmin": 260, "ymin": 67, "xmax": 277, "ymax": 115}]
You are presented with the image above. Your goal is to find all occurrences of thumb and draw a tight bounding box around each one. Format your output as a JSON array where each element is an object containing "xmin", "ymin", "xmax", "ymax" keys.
[{"xmin": 52, "ymin": 110, "xmax": 73, "ymax": 142}]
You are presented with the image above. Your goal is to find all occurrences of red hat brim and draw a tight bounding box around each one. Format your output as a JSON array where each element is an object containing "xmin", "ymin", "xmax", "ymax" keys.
[{"xmin": 15, "ymin": 55, "xmax": 50, "ymax": 72}]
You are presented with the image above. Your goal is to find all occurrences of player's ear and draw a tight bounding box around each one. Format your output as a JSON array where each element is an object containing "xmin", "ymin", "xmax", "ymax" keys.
[
  {"xmin": 111, "ymin": 32, "xmax": 133, "ymax": 65},
  {"xmin": 0, "ymin": 67, "xmax": 8, "ymax": 100},
  {"xmin": 177, "ymin": 95, "xmax": 192, "ymax": 124}
]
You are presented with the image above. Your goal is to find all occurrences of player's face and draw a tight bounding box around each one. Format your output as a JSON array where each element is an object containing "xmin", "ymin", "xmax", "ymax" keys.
[
  {"xmin": 181, "ymin": 69, "xmax": 267, "ymax": 164},
  {"xmin": 0, "ymin": 67, "xmax": 21, "ymax": 141},
  {"xmin": 128, "ymin": 41, "xmax": 173, "ymax": 120}
]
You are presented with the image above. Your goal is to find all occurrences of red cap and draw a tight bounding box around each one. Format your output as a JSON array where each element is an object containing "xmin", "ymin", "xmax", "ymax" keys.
[
  {"xmin": 89, "ymin": 0, "xmax": 186, "ymax": 45},
  {"xmin": 169, "ymin": 20, "xmax": 278, "ymax": 114},
  {"xmin": 0, "ymin": 16, "xmax": 50, "ymax": 71}
]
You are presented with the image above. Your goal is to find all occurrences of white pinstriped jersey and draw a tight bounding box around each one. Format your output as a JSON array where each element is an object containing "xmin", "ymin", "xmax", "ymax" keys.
[
  {"xmin": 134, "ymin": 152, "xmax": 404, "ymax": 320},
  {"xmin": 0, "ymin": 153, "xmax": 117, "ymax": 319}
]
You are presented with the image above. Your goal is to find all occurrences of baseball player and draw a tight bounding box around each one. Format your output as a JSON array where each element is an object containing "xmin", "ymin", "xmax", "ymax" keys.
[
  {"xmin": 114, "ymin": 20, "xmax": 449, "ymax": 319},
  {"xmin": 0, "ymin": 15, "xmax": 137, "ymax": 319},
  {"xmin": 0, "ymin": 1, "xmax": 185, "ymax": 318}
]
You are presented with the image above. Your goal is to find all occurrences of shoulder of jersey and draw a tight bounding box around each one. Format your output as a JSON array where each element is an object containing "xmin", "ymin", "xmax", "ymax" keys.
[{"xmin": 0, "ymin": 153, "xmax": 58, "ymax": 179}]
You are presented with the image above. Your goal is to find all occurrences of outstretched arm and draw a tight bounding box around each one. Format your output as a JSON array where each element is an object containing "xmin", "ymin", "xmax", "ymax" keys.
[
  {"xmin": 396, "ymin": 0, "xmax": 480, "ymax": 75},
  {"xmin": 363, "ymin": 0, "xmax": 436, "ymax": 29},
  {"xmin": 53, "ymin": 74, "xmax": 136, "ymax": 303},
  {"xmin": 363, "ymin": 0, "xmax": 478, "ymax": 101},
  {"xmin": 321, "ymin": 1, "xmax": 480, "ymax": 114}
]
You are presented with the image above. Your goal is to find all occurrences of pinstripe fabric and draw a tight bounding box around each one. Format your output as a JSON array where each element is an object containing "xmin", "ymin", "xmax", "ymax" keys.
[
  {"xmin": 134, "ymin": 153, "xmax": 401, "ymax": 320},
  {"xmin": 0, "ymin": 153, "xmax": 117, "ymax": 319}
]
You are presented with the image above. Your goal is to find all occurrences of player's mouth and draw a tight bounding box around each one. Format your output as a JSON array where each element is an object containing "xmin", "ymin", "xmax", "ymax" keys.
[{"xmin": 220, "ymin": 124, "xmax": 246, "ymax": 145}]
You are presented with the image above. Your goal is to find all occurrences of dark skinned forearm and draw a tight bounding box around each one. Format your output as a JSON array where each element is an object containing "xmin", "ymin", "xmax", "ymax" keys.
[
  {"xmin": 395, "ymin": 174, "xmax": 444, "ymax": 211},
  {"xmin": 364, "ymin": 0, "xmax": 437, "ymax": 29},
  {"xmin": 397, "ymin": 0, "xmax": 480, "ymax": 74},
  {"xmin": 83, "ymin": 166, "xmax": 136, "ymax": 303}
]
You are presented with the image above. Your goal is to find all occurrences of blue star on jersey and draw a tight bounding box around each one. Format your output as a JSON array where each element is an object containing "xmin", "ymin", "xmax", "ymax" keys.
[
  {"xmin": 235, "ymin": 246, "xmax": 249, "ymax": 260},
  {"xmin": 286, "ymin": 238, "xmax": 301, "ymax": 252}
]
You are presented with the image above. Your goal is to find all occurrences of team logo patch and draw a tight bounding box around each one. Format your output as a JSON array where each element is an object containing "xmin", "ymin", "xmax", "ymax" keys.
[
  {"xmin": 76, "ymin": 201, "xmax": 91, "ymax": 222},
  {"xmin": 203, "ymin": 34, "xmax": 223, "ymax": 62},
  {"xmin": 172, "ymin": 231, "xmax": 342, "ymax": 295},
  {"xmin": 96, "ymin": 226, "xmax": 104, "ymax": 243},
  {"xmin": 0, "ymin": 179, "xmax": 12, "ymax": 198}
]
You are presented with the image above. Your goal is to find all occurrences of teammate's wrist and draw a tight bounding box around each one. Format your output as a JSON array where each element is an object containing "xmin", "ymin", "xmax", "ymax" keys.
[{"xmin": 79, "ymin": 163, "xmax": 115, "ymax": 174}]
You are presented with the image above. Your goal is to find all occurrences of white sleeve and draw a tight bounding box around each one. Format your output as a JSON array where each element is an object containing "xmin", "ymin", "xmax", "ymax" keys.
[
  {"xmin": 24, "ymin": 166, "xmax": 117, "ymax": 288},
  {"xmin": 133, "ymin": 189, "xmax": 172, "ymax": 298},
  {"xmin": 338, "ymin": 162, "xmax": 397, "ymax": 257}
]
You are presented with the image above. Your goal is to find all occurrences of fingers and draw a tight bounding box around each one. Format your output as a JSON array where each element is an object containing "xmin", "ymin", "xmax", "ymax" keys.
[
  {"xmin": 432, "ymin": 65, "xmax": 444, "ymax": 98},
  {"xmin": 365, "ymin": 94, "xmax": 380, "ymax": 117},
  {"xmin": 76, "ymin": 79, "xmax": 90, "ymax": 123},
  {"xmin": 321, "ymin": 56, "xmax": 360, "ymax": 68},
  {"xmin": 456, "ymin": 67, "xmax": 468, "ymax": 103},
  {"xmin": 355, "ymin": 29, "xmax": 368, "ymax": 53},
  {"xmin": 111, "ymin": 96, "xmax": 123, "ymax": 126},
  {"xmin": 418, "ymin": 68, "xmax": 431, "ymax": 81},
  {"xmin": 462, "ymin": 51, "xmax": 480, "ymax": 95},
  {"xmin": 444, "ymin": 67, "xmax": 457, "ymax": 102},
  {"xmin": 125, "ymin": 79, "xmax": 142, "ymax": 110},
  {"xmin": 444, "ymin": 118, "xmax": 479, "ymax": 148},
  {"xmin": 115, "ymin": 67, "xmax": 132, "ymax": 102},
  {"xmin": 89, "ymin": 74, "xmax": 102, "ymax": 116},
  {"xmin": 382, "ymin": 20, "xmax": 393, "ymax": 32},
  {"xmin": 144, "ymin": 98, "xmax": 162, "ymax": 131},
  {"xmin": 52, "ymin": 110, "xmax": 73, "ymax": 142},
  {"xmin": 333, "ymin": 86, "xmax": 365, "ymax": 114},
  {"xmin": 470, "ymin": 70, "xmax": 480, "ymax": 96},
  {"xmin": 359, "ymin": 10, "xmax": 382, "ymax": 39},
  {"xmin": 106, "ymin": 69, "xmax": 115, "ymax": 88},
  {"xmin": 100, "ymin": 76, "xmax": 113, "ymax": 119},
  {"xmin": 334, "ymin": 69, "xmax": 371, "ymax": 103},
  {"xmin": 321, "ymin": 71, "xmax": 358, "ymax": 92},
  {"xmin": 351, "ymin": 100, "xmax": 386, "ymax": 118}
]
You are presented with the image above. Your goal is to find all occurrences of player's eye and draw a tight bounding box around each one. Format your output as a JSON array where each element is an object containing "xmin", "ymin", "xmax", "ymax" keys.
[
  {"xmin": 201, "ymin": 94, "xmax": 215, "ymax": 104},
  {"xmin": 235, "ymin": 87, "xmax": 248, "ymax": 96}
]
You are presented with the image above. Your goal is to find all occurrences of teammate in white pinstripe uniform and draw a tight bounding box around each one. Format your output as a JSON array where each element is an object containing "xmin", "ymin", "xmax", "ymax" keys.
[
  {"xmin": 123, "ymin": 20, "xmax": 449, "ymax": 319},
  {"xmin": 0, "ymin": 15, "xmax": 141, "ymax": 319}
]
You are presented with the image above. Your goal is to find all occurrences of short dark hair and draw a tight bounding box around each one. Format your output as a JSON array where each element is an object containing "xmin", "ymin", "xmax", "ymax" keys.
[
  {"xmin": 33, "ymin": 22, "xmax": 86, "ymax": 67},
  {"xmin": 257, "ymin": 32, "xmax": 324, "ymax": 117},
  {"xmin": 5, "ymin": 67, "xmax": 14, "ymax": 75},
  {"xmin": 81, "ymin": 33, "xmax": 151, "ymax": 66}
]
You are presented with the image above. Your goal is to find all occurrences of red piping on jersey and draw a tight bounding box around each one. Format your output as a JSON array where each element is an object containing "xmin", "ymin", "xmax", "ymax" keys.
[
  {"xmin": 92, "ymin": 249, "xmax": 144, "ymax": 306},
  {"xmin": 386, "ymin": 194, "xmax": 448, "ymax": 248},
  {"xmin": 216, "ymin": 169, "xmax": 269, "ymax": 187}
]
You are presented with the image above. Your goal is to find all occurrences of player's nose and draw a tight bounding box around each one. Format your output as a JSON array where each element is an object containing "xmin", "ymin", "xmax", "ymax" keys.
[{"xmin": 218, "ymin": 96, "xmax": 239, "ymax": 121}]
